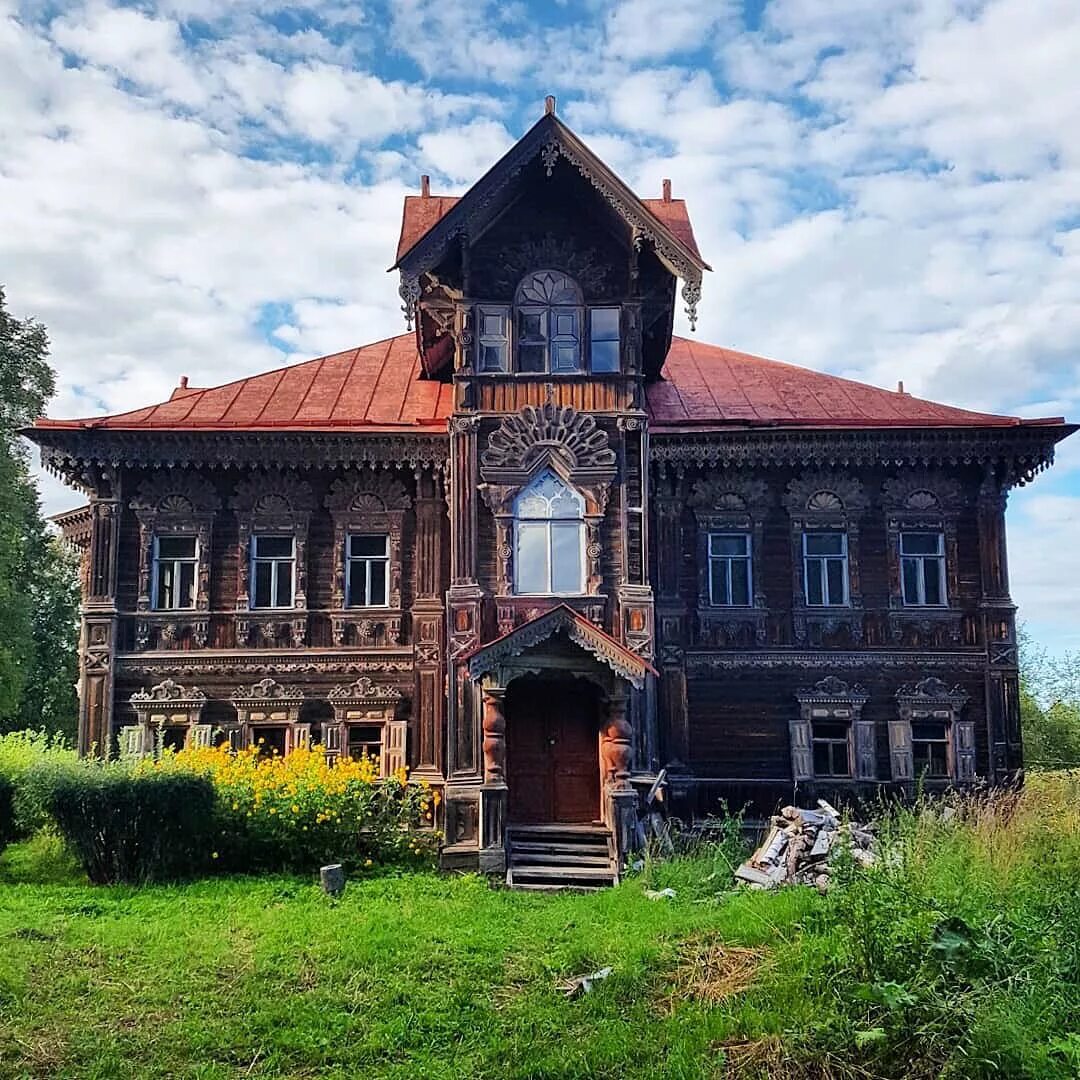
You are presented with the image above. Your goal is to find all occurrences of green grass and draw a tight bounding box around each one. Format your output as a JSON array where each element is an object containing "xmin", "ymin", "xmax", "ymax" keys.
[{"xmin": 1, "ymin": 777, "xmax": 1078, "ymax": 1079}]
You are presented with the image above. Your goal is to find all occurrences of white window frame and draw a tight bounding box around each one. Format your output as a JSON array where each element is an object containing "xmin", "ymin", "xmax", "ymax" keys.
[
  {"xmin": 250, "ymin": 534, "xmax": 296, "ymax": 610},
  {"xmin": 900, "ymin": 530, "xmax": 948, "ymax": 607},
  {"xmin": 707, "ymin": 532, "xmax": 753, "ymax": 606},
  {"xmin": 151, "ymin": 535, "xmax": 198, "ymax": 611},
  {"xmin": 345, "ymin": 533, "xmax": 390, "ymax": 608},
  {"xmin": 803, "ymin": 530, "xmax": 849, "ymax": 607},
  {"xmin": 513, "ymin": 472, "xmax": 586, "ymax": 596}
]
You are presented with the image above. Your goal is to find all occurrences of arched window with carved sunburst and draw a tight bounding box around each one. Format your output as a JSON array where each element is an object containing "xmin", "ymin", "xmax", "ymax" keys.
[{"xmin": 513, "ymin": 469, "xmax": 585, "ymax": 595}]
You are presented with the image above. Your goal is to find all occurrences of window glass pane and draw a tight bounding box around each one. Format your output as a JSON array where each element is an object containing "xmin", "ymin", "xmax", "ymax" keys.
[
  {"xmin": 901, "ymin": 532, "xmax": 941, "ymax": 555},
  {"xmin": 516, "ymin": 522, "xmax": 548, "ymax": 593},
  {"xmin": 590, "ymin": 339, "xmax": 619, "ymax": 372},
  {"xmin": 481, "ymin": 313, "xmax": 504, "ymax": 336},
  {"xmin": 349, "ymin": 535, "xmax": 386, "ymax": 557},
  {"xmin": 901, "ymin": 558, "xmax": 920, "ymax": 604},
  {"xmin": 730, "ymin": 559, "xmax": 750, "ymax": 605},
  {"xmin": 825, "ymin": 558, "xmax": 846, "ymax": 604},
  {"xmin": 923, "ymin": 559, "xmax": 944, "ymax": 605},
  {"xmin": 815, "ymin": 721, "xmax": 848, "ymax": 740},
  {"xmin": 912, "ymin": 721, "xmax": 947, "ymax": 743},
  {"xmin": 552, "ymin": 344, "xmax": 579, "ymax": 372},
  {"xmin": 369, "ymin": 560, "xmax": 387, "ymax": 605},
  {"xmin": 348, "ymin": 560, "xmax": 368, "ymax": 607},
  {"xmin": 518, "ymin": 344, "xmax": 546, "ymax": 372},
  {"xmin": 550, "ymin": 522, "xmax": 583, "ymax": 593},
  {"xmin": 710, "ymin": 559, "xmax": 730, "ymax": 605},
  {"xmin": 480, "ymin": 343, "xmax": 507, "ymax": 371},
  {"xmin": 158, "ymin": 536, "xmax": 195, "ymax": 559},
  {"xmin": 254, "ymin": 561, "xmax": 273, "ymax": 607},
  {"xmin": 519, "ymin": 311, "xmax": 544, "ymax": 339},
  {"xmin": 178, "ymin": 562, "xmax": 196, "ymax": 608},
  {"xmin": 553, "ymin": 312, "xmax": 578, "ymax": 338},
  {"xmin": 590, "ymin": 307, "xmax": 619, "ymax": 340},
  {"xmin": 274, "ymin": 562, "xmax": 293, "ymax": 608},
  {"xmin": 805, "ymin": 532, "xmax": 844, "ymax": 555},
  {"xmin": 711, "ymin": 534, "xmax": 747, "ymax": 556},
  {"xmin": 806, "ymin": 559, "xmax": 824, "ymax": 605},
  {"xmin": 255, "ymin": 535, "xmax": 292, "ymax": 558}
]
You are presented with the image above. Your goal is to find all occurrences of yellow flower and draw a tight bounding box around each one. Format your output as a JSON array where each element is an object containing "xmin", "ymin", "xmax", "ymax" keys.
[
  {"xmin": 212, "ymin": 852, "xmax": 219, "ymax": 860},
  {"xmin": 292, "ymin": 804, "xmax": 300, "ymax": 814},
  {"xmin": 364, "ymin": 859, "xmax": 373, "ymax": 867}
]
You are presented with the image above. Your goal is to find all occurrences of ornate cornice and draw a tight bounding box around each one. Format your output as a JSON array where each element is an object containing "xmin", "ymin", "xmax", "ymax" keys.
[
  {"xmin": 130, "ymin": 678, "xmax": 206, "ymax": 706},
  {"xmin": 33, "ymin": 430, "xmax": 449, "ymax": 485},
  {"xmin": 481, "ymin": 404, "xmax": 616, "ymax": 475},
  {"xmin": 231, "ymin": 677, "xmax": 304, "ymax": 705},
  {"xmin": 116, "ymin": 649, "xmax": 415, "ymax": 678},
  {"xmin": 685, "ymin": 649, "xmax": 989, "ymax": 676},
  {"xmin": 895, "ymin": 676, "xmax": 969, "ymax": 708},
  {"xmin": 650, "ymin": 427, "xmax": 1064, "ymax": 486},
  {"xmin": 795, "ymin": 674, "xmax": 869, "ymax": 706}
]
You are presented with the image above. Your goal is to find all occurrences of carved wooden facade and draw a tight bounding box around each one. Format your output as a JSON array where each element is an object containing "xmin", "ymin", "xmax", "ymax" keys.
[{"xmin": 33, "ymin": 103, "xmax": 1072, "ymax": 871}]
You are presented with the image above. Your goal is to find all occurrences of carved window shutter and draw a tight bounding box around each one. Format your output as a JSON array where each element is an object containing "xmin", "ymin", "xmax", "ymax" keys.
[
  {"xmin": 323, "ymin": 723, "xmax": 342, "ymax": 755},
  {"xmin": 788, "ymin": 717, "xmax": 814, "ymax": 782},
  {"xmin": 953, "ymin": 719, "xmax": 977, "ymax": 782},
  {"xmin": 226, "ymin": 727, "xmax": 244, "ymax": 753},
  {"xmin": 189, "ymin": 724, "xmax": 214, "ymax": 749},
  {"xmin": 852, "ymin": 719, "xmax": 877, "ymax": 781},
  {"xmin": 888, "ymin": 719, "xmax": 914, "ymax": 781},
  {"xmin": 294, "ymin": 723, "xmax": 312, "ymax": 750},
  {"xmin": 120, "ymin": 725, "xmax": 147, "ymax": 759}
]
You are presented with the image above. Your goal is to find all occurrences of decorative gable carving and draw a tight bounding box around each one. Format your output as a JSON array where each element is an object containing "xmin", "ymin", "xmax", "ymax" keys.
[
  {"xmin": 481, "ymin": 404, "xmax": 616, "ymax": 475},
  {"xmin": 232, "ymin": 677, "xmax": 304, "ymax": 704},
  {"xmin": 784, "ymin": 473, "xmax": 869, "ymax": 515}
]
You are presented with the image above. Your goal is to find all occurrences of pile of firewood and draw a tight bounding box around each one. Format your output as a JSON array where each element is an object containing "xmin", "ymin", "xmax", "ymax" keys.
[{"xmin": 734, "ymin": 800, "xmax": 876, "ymax": 893}]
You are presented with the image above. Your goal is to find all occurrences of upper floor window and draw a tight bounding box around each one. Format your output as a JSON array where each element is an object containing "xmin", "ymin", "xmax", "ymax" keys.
[
  {"xmin": 346, "ymin": 534, "xmax": 389, "ymax": 607},
  {"xmin": 514, "ymin": 469, "xmax": 585, "ymax": 595},
  {"xmin": 589, "ymin": 307, "xmax": 620, "ymax": 372},
  {"xmin": 900, "ymin": 531, "xmax": 946, "ymax": 606},
  {"xmin": 152, "ymin": 536, "xmax": 197, "ymax": 610},
  {"xmin": 516, "ymin": 270, "xmax": 582, "ymax": 373},
  {"xmin": 803, "ymin": 530, "xmax": 848, "ymax": 606},
  {"xmin": 251, "ymin": 534, "xmax": 295, "ymax": 609},
  {"xmin": 708, "ymin": 532, "xmax": 752, "ymax": 606}
]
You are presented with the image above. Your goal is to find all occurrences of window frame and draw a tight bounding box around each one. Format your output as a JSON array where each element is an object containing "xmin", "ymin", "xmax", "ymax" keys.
[
  {"xmin": 588, "ymin": 306, "xmax": 621, "ymax": 373},
  {"xmin": 900, "ymin": 530, "xmax": 948, "ymax": 607},
  {"xmin": 707, "ymin": 531, "xmax": 753, "ymax": 607},
  {"xmin": 345, "ymin": 533, "xmax": 391, "ymax": 609},
  {"xmin": 151, "ymin": 534, "xmax": 199, "ymax": 611},
  {"xmin": 911, "ymin": 718, "xmax": 951, "ymax": 779},
  {"xmin": 811, "ymin": 719, "xmax": 852, "ymax": 778},
  {"xmin": 802, "ymin": 529, "xmax": 850, "ymax": 607},
  {"xmin": 513, "ymin": 470, "xmax": 587, "ymax": 596},
  {"xmin": 250, "ymin": 533, "xmax": 297, "ymax": 610}
]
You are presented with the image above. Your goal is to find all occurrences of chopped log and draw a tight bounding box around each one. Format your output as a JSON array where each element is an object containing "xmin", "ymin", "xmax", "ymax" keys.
[{"xmin": 320, "ymin": 864, "xmax": 346, "ymax": 896}]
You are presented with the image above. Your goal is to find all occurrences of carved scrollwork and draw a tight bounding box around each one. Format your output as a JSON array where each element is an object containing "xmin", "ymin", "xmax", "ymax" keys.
[
  {"xmin": 882, "ymin": 472, "xmax": 966, "ymax": 513},
  {"xmin": 799, "ymin": 675, "xmax": 868, "ymax": 702},
  {"xmin": 324, "ymin": 473, "xmax": 411, "ymax": 513},
  {"xmin": 131, "ymin": 678, "xmax": 206, "ymax": 705},
  {"xmin": 482, "ymin": 404, "xmax": 616, "ymax": 474},
  {"xmin": 230, "ymin": 472, "xmax": 314, "ymax": 515},
  {"xmin": 231, "ymin": 677, "xmax": 304, "ymax": 704},
  {"xmin": 327, "ymin": 676, "xmax": 403, "ymax": 703},
  {"xmin": 895, "ymin": 677, "xmax": 968, "ymax": 705},
  {"xmin": 689, "ymin": 476, "xmax": 770, "ymax": 511},
  {"xmin": 784, "ymin": 473, "xmax": 869, "ymax": 515},
  {"xmin": 131, "ymin": 473, "xmax": 221, "ymax": 514}
]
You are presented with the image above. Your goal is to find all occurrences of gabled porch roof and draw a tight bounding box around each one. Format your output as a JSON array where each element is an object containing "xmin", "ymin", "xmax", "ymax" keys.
[{"xmin": 463, "ymin": 604, "xmax": 658, "ymax": 689}]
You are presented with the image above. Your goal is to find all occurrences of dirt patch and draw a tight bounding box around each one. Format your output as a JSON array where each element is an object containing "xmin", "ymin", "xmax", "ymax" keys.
[{"xmin": 659, "ymin": 936, "xmax": 766, "ymax": 1013}]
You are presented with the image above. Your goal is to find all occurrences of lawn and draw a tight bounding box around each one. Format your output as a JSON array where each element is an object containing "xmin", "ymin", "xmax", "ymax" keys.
[{"xmin": 1, "ymin": 776, "xmax": 1078, "ymax": 1079}]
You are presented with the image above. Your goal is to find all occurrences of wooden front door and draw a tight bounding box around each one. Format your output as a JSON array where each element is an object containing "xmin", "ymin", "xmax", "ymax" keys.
[{"xmin": 506, "ymin": 678, "xmax": 601, "ymax": 824}]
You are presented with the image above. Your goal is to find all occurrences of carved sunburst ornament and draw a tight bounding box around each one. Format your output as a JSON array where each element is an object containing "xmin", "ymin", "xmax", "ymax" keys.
[{"xmin": 482, "ymin": 404, "xmax": 616, "ymax": 473}]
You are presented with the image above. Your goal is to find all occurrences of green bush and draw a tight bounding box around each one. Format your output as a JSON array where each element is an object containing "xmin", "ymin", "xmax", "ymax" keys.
[
  {"xmin": 47, "ymin": 768, "xmax": 217, "ymax": 884},
  {"xmin": 0, "ymin": 729, "xmax": 79, "ymax": 836},
  {"xmin": 0, "ymin": 774, "xmax": 14, "ymax": 851}
]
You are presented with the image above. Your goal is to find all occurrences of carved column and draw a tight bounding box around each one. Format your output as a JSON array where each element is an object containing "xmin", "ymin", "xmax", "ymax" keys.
[
  {"xmin": 481, "ymin": 687, "xmax": 506, "ymax": 784},
  {"xmin": 602, "ymin": 686, "xmax": 640, "ymax": 862},
  {"xmin": 478, "ymin": 684, "xmax": 508, "ymax": 873},
  {"xmin": 413, "ymin": 468, "xmax": 446, "ymax": 780},
  {"xmin": 977, "ymin": 467, "xmax": 1020, "ymax": 781},
  {"xmin": 80, "ymin": 468, "xmax": 122, "ymax": 756}
]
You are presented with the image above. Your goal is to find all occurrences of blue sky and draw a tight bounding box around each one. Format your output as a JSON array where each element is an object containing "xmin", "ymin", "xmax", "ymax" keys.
[{"xmin": 2, "ymin": 0, "xmax": 1079, "ymax": 650}]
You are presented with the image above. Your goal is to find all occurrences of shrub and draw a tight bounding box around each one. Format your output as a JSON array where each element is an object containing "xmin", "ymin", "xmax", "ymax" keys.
[
  {"xmin": 0, "ymin": 774, "xmax": 14, "ymax": 851},
  {"xmin": 0, "ymin": 729, "xmax": 79, "ymax": 836},
  {"xmin": 157, "ymin": 744, "xmax": 440, "ymax": 873},
  {"xmin": 47, "ymin": 768, "xmax": 217, "ymax": 884}
]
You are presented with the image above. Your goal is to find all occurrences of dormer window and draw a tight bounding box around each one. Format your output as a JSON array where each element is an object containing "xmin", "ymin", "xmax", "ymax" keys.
[{"xmin": 516, "ymin": 270, "xmax": 582, "ymax": 373}]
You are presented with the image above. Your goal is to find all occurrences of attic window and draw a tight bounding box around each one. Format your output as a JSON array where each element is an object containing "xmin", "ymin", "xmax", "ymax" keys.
[{"xmin": 515, "ymin": 270, "xmax": 582, "ymax": 374}]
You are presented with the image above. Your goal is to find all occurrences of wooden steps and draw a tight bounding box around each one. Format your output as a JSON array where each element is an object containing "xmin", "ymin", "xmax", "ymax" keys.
[{"xmin": 506, "ymin": 824, "xmax": 618, "ymax": 890}]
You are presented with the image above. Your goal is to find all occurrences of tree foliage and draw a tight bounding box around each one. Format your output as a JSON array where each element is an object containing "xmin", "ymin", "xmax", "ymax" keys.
[
  {"xmin": 1019, "ymin": 628, "xmax": 1080, "ymax": 769},
  {"xmin": 0, "ymin": 286, "xmax": 78, "ymax": 738}
]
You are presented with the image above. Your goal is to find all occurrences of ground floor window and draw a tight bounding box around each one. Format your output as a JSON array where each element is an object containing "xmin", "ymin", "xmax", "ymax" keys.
[
  {"xmin": 812, "ymin": 720, "xmax": 851, "ymax": 777},
  {"xmin": 912, "ymin": 719, "xmax": 950, "ymax": 778},
  {"xmin": 347, "ymin": 725, "xmax": 383, "ymax": 766},
  {"xmin": 253, "ymin": 726, "xmax": 288, "ymax": 758}
]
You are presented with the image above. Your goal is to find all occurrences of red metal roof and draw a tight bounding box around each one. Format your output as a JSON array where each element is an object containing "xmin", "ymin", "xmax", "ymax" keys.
[
  {"xmin": 33, "ymin": 334, "xmax": 1062, "ymax": 434},
  {"xmin": 395, "ymin": 195, "xmax": 703, "ymax": 264}
]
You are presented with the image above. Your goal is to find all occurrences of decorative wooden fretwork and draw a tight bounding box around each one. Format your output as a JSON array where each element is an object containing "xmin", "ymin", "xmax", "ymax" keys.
[
  {"xmin": 324, "ymin": 472, "xmax": 409, "ymax": 647},
  {"xmin": 123, "ymin": 678, "xmax": 209, "ymax": 756},
  {"xmin": 480, "ymin": 404, "xmax": 616, "ymax": 598},
  {"xmin": 323, "ymin": 676, "xmax": 406, "ymax": 775},
  {"xmin": 881, "ymin": 472, "xmax": 966, "ymax": 647},
  {"xmin": 892, "ymin": 677, "xmax": 972, "ymax": 784},
  {"xmin": 230, "ymin": 472, "xmax": 314, "ymax": 649},
  {"xmin": 230, "ymin": 677, "xmax": 306, "ymax": 753},
  {"xmin": 130, "ymin": 473, "xmax": 220, "ymax": 651},
  {"xmin": 792, "ymin": 676, "xmax": 873, "ymax": 782},
  {"xmin": 689, "ymin": 476, "xmax": 770, "ymax": 647},
  {"xmin": 784, "ymin": 472, "xmax": 868, "ymax": 647},
  {"xmin": 477, "ymin": 233, "xmax": 611, "ymax": 300}
]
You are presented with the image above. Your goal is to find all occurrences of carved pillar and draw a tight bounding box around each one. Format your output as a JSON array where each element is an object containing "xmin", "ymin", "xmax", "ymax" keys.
[
  {"xmin": 977, "ymin": 467, "xmax": 1020, "ymax": 780},
  {"xmin": 413, "ymin": 465, "xmax": 446, "ymax": 781},
  {"xmin": 602, "ymin": 687, "xmax": 640, "ymax": 861},
  {"xmin": 478, "ymin": 683, "xmax": 508, "ymax": 873},
  {"xmin": 481, "ymin": 687, "xmax": 506, "ymax": 784},
  {"xmin": 80, "ymin": 469, "xmax": 122, "ymax": 756}
]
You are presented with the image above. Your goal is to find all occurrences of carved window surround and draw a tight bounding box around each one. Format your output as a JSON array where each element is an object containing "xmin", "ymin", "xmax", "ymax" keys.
[
  {"xmin": 130, "ymin": 475, "xmax": 220, "ymax": 651},
  {"xmin": 230, "ymin": 473, "xmax": 314, "ymax": 649},
  {"xmin": 231, "ymin": 677, "xmax": 306, "ymax": 753},
  {"xmin": 689, "ymin": 476, "xmax": 769, "ymax": 647},
  {"xmin": 883, "ymin": 474, "xmax": 965, "ymax": 646},
  {"xmin": 892, "ymin": 677, "xmax": 973, "ymax": 784},
  {"xmin": 324, "ymin": 676, "xmax": 406, "ymax": 777},
  {"xmin": 123, "ymin": 678, "xmax": 209, "ymax": 756},
  {"xmin": 324, "ymin": 473, "xmax": 410, "ymax": 647},
  {"xmin": 784, "ymin": 473, "xmax": 868, "ymax": 646},
  {"xmin": 479, "ymin": 403, "xmax": 617, "ymax": 599},
  {"xmin": 792, "ymin": 676, "xmax": 873, "ymax": 782}
]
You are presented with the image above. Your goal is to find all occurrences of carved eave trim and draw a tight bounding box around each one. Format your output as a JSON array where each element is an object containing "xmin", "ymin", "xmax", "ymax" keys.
[
  {"xmin": 650, "ymin": 427, "xmax": 1070, "ymax": 484},
  {"xmin": 33, "ymin": 430, "xmax": 449, "ymax": 484},
  {"xmin": 465, "ymin": 604, "xmax": 656, "ymax": 689},
  {"xmin": 795, "ymin": 675, "xmax": 869, "ymax": 708},
  {"xmin": 685, "ymin": 650, "xmax": 990, "ymax": 676},
  {"xmin": 895, "ymin": 676, "xmax": 969, "ymax": 710},
  {"xmin": 130, "ymin": 678, "xmax": 207, "ymax": 709},
  {"xmin": 392, "ymin": 114, "xmax": 708, "ymax": 329}
]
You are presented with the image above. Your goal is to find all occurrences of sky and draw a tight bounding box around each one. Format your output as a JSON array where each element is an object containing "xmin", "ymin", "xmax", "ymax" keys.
[{"xmin": 2, "ymin": 0, "xmax": 1079, "ymax": 651}]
